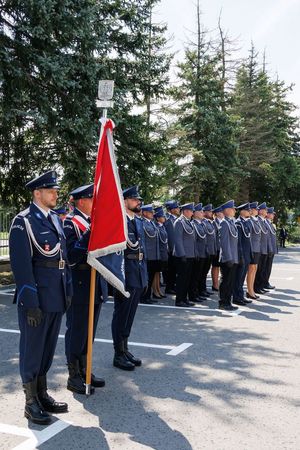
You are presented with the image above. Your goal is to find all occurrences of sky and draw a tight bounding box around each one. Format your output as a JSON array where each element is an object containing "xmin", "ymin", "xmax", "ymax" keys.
[{"xmin": 155, "ymin": 0, "xmax": 300, "ymax": 108}]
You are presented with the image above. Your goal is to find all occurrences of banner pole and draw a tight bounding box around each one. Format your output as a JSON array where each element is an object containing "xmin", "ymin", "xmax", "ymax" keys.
[{"xmin": 85, "ymin": 267, "xmax": 96, "ymax": 396}]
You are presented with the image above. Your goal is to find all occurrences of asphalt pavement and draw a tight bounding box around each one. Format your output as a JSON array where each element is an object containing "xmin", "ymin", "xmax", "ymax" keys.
[{"xmin": 0, "ymin": 247, "xmax": 299, "ymax": 449}]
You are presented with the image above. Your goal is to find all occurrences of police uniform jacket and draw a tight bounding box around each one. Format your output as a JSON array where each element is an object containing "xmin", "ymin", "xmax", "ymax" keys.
[
  {"xmin": 63, "ymin": 207, "xmax": 103, "ymax": 305},
  {"xmin": 9, "ymin": 203, "xmax": 72, "ymax": 312},
  {"xmin": 219, "ymin": 217, "xmax": 239, "ymax": 264},
  {"xmin": 249, "ymin": 217, "xmax": 261, "ymax": 253},
  {"xmin": 125, "ymin": 216, "xmax": 148, "ymax": 289},
  {"xmin": 235, "ymin": 217, "xmax": 252, "ymax": 264},
  {"xmin": 213, "ymin": 218, "xmax": 221, "ymax": 252},
  {"xmin": 173, "ymin": 216, "xmax": 195, "ymax": 258},
  {"xmin": 164, "ymin": 214, "xmax": 176, "ymax": 254},
  {"xmin": 202, "ymin": 218, "xmax": 217, "ymax": 256},
  {"xmin": 156, "ymin": 223, "xmax": 168, "ymax": 262},
  {"xmin": 192, "ymin": 219, "xmax": 207, "ymax": 258},
  {"xmin": 142, "ymin": 219, "xmax": 160, "ymax": 261},
  {"xmin": 266, "ymin": 219, "xmax": 278, "ymax": 254},
  {"xmin": 257, "ymin": 216, "xmax": 269, "ymax": 255}
]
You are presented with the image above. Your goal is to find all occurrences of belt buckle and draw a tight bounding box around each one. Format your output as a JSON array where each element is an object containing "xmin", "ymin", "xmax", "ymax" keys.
[
  {"xmin": 139, "ymin": 252, "xmax": 143, "ymax": 261},
  {"xmin": 59, "ymin": 260, "xmax": 65, "ymax": 270}
]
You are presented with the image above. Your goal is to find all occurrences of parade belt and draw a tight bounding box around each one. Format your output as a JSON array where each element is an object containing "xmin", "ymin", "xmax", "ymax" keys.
[
  {"xmin": 76, "ymin": 263, "xmax": 90, "ymax": 270},
  {"xmin": 126, "ymin": 253, "xmax": 144, "ymax": 261},
  {"xmin": 34, "ymin": 260, "xmax": 66, "ymax": 270}
]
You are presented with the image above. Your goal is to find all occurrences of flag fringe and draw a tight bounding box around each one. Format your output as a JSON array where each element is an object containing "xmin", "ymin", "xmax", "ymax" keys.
[
  {"xmin": 88, "ymin": 241, "xmax": 127, "ymax": 258},
  {"xmin": 87, "ymin": 253, "xmax": 130, "ymax": 298}
]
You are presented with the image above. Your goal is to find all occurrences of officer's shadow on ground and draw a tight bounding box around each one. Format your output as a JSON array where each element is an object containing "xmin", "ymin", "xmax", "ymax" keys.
[{"xmin": 68, "ymin": 315, "xmax": 298, "ymax": 449}]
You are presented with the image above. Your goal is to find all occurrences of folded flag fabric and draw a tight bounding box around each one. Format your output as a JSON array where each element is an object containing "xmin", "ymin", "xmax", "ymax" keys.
[{"xmin": 87, "ymin": 118, "xmax": 129, "ymax": 297}]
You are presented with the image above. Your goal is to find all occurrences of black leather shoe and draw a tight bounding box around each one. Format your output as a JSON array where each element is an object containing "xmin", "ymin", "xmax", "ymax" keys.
[
  {"xmin": 37, "ymin": 375, "xmax": 68, "ymax": 413},
  {"xmin": 212, "ymin": 286, "xmax": 219, "ymax": 292},
  {"xmin": 79, "ymin": 360, "xmax": 105, "ymax": 388},
  {"xmin": 140, "ymin": 299, "xmax": 155, "ymax": 304},
  {"xmin": 67, "ymin": 362, "xmax": 94, "ymax": 395},
  {"xmin": 246, "ymin": 292, "xmax": 257, "ymax": 300},
  {"xmin": 152, "ymin": 294, "xmax": 163, "ymax": 299},
  {"xmin": 159, "ymin": 294, "xmax": 167, "ymax": 298},
  {"xmin": 113, "ymin": 342, "xmax": 135, "ymax": 371},
  {"xmin": 175, "ymin": 302, "xmax": 187, "ymax": 307},
  {"xmin": 193, "ymin": 297, "xmax": 204, "ymax": 303},
  {"xmin": 256, "ymin": 289, "xmax": 266, "ymax": 294},
  {"xmin": 185, "ymin": 301, "xmax": 195, "ymax": 307},
  {"xmin": 243, "ymin": 298, "xmax": 252, "ymax": 304},
  {"xmin": 219, "ymin": 304, "xmax": 238, "ymax": 311},
  {"xmin": 232, "ymin": 299, "xmax": 247, "ymax": 306},
  {"xmin": 23, "ymin": 380, "xmax": 51, "ymax": 425},
  {"xmin": 265, "ymin": 284, "xmax": 275, "ymax": 289},
  {"xmin": 200, "ymin": 291, "xmax": 210, "ymax": 297},
  {"xmin": 165, "ymin": 289, "xmax": 176, "ymax": 295},
  {"xmin": 124, "ymin": 338, "xmax": 142, "ymax": 367}
]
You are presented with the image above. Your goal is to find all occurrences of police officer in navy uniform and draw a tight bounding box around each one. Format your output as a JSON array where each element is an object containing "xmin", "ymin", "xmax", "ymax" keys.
[
  {"xmin": 164, "ymin": 200, "xmax": 180, "ymax": 294},
  {"xmin": 201, "ymin": 204, "xmax": 217, "ymax": 297},
  {"xmin": 112, "ymin": 186, "xmax": 148, "ymax": 370},
  {"xmin": 254, "ymin": 202, "xmax": 269, "ymax": 294},
  {"xmin": 141, "ymin": 204, "xmax": 160, "ymax": 304},
  {"xmin": 211, "ymin": 205, "xmax": 224, "ymax": 292},
  {"xmin": 173, "ymin": 203, "xmax": 196, "ymax": 307},
  {"xmin": 264, "ymin": 207, "xmax": 277, "ymax": 290},
  {"xmin": 190, "ymin": 203, "xmax": 207, "ymax": 302},
  {"xmin": 232, "ymin": 203, "xmax": 253, "ymax": 306},
  {"xmin": 63, "ymin": 184, "xmax": 105, "ymax": 394},
  {"xmin": 9, "ymin": 171, "xmax": 71, "ymax": 425},
  {"xmin": 247, "ymin": 202, "xmax": 261, "ymax": 299},
  {"xmin": 218, "ymin": 200, "xmax": 239, "ymax": 311},
  {"xmin": 153, "ymin": 206, "xmax": 168, "ymax": 298}
]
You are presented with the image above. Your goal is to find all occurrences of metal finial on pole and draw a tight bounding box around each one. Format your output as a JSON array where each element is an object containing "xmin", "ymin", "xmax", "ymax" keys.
[{"xmin": 85, "ymin": 80, "xmax": 115, "ymax": 397}]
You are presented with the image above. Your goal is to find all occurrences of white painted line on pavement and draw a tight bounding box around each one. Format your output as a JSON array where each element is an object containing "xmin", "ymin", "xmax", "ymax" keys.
[
  {"xmin": 0, "ymin": 328, "xmax": 192, "ymax": 356},
  {"xmin": 0, "ymin": 423, "xmax": 34, "ymax": 438},
  {"xmin": 12, "ymin": 419, "xmax": 72, "ymax": 450},
  {"xmin": 272, "ymin": 277, "xmax": 293, "ymax": 280},
  {"xmin": 107, "ymin": 300, "xmax": 212, "ymax": 312},
  {"xmin": 166, "ymin": 343, "xmax": 193, "ymax": 355}
]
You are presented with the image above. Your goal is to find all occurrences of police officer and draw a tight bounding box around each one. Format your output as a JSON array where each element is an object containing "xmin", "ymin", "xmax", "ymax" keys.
[
  {"xmin": 9, "ymin": 171, "xmax": 70, "ymax": 425},
  {"xmin": 232, "ymin": 203, "xmax": 253, "ymax": 306},
  {"xmin": 63, "ymin": 184, "xmax": 105, "ymax": 395},
  {"xmin": 211, "ymin": 206, "xmax": 224, "ymax": 292},
  {"xmin": 218, "ymin": 200, "xmax": 239, "ymax": 311},
  {"xmin": 265, "ymin": 207, "xmax": 277, "ymax": 290},
  {"xmin": 190, "ymin": 203, "xmax": 207, "ymax": 302},
  {"xmin": 153, "ymin": 206, "xmax": 168, "ymax": 298},
  {"xmin": 164, "ymin": 200, "xmax": 180, "ymax": 294},
  {"xmin": 173, "ymin": 203, "xmax": 196, "ymax": 307},
  {"xmin": 201, "ymin": 204, "xmax": 217, "ymax": 297},
  {"xmin": 254, "ymin": 202, "xmax": 269, "ymax": 294},
  {"xmin": 141, "ymin": 204, "xmax": 160, "ymax": 304},
  {"xmin": 246, "ymin": 202, "xmax": 261, "ymax": 299},
  {"xmin": 111, "ymin": 186, "xmax": 148, "ymax": 370}
]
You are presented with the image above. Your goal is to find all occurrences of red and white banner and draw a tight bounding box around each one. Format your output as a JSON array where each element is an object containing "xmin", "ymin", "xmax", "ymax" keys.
[{"xmin": 87, "ymin": 118, "xmax": 129, "ymax": 297}]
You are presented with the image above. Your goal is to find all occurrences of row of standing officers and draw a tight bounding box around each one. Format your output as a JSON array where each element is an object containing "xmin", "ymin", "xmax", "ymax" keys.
[{"xmin": 8, "ymin": 170, "xmax": 277, "ymax": 426}]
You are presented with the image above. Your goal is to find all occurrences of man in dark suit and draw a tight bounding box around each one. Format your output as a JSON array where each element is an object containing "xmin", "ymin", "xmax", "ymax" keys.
[
  {"xmin": 111, "ymin": 186, "xmax": 148, "ymax": 370},
  {"xmin": 63, "ymin": 184, "xmax": 105, "ymax": 394},
  {"xmin": 9, "ymin": 171, "xmax": 71, "ymax": 425}
]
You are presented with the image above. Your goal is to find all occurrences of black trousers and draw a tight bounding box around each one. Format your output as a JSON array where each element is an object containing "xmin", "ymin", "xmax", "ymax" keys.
[
  {"xmin": 265, "ymin": 253, "xmax": 275, "ymax": 285},
  {"xmin": 65, "ymin": 302, "xmax": 102, "ymax": 364},
  {"xmin": 165, "ymin": 253, "xmax": 177, "ymax": 291},
  {"xmin": 254, "ymin": 254, "xmax": 268, "ymax": 291},
  {"xmin": 112, "ymin": 287, "xmax": 143, "ymax": 347},
  {"xmin": 279, "ymin": 237, "xmax": 286, "ymax": 247},
  {"xmin": 219, "ymin": 263, "xmax": 238, "ymax": 305},
  {"xmin": 18, "ymin": 308, "xmax": 63, "ymax": 383},
  {"xmin": 142, "ymin": 260, "xmax": 159, "ymax": 300},
  {"xmin": 233, "ymin": 261, "xmax": 249, "ymax": 301},
  {"xmin": 175, "ymin": 257, "xmax": 194, "ymax": 303},
  {"xmin": 189, "ymin": 258, "xmax": 206, "ymax": 300},
  {"xmin": 199, "ymin": 256, "xmax": 212, "ymax": 293}
]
